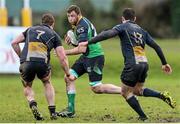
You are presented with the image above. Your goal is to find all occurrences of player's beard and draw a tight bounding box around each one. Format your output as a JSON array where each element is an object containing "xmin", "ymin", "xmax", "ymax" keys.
[{"xmin": 71, "ymin": 17, "xmax": 78, "ymax": 25}]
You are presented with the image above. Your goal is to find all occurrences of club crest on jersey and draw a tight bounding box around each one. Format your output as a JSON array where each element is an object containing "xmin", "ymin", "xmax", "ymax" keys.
[
  {"xmin": 87, "ymin": 67, "xmax": 91, "ymax": 73},
  {"xmin": 77, "ymin": 27, "xmax": 85, "ymax": 33}
]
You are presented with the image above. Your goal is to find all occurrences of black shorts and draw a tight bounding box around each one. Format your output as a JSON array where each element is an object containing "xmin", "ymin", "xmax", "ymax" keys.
[
  {"xmin": 71, "ymin": 55, "xmax": 104, "ymax": 83},
  {"xmin": 19, "ymin": 61, "xmax": 51, "ymax": 83},
  {"xmin": 121, "ymin": 62, "xmax": 149, "ymax": 87}
]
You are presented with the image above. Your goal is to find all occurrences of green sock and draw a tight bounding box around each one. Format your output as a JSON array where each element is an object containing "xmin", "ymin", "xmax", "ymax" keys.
[{"xmin": 67, "ymin": 93, "xmax": 75, "ymax": 112}]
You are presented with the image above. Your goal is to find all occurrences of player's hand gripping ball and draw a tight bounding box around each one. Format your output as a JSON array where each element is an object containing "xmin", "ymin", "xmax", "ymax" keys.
[{"xmin": 67, "ymin": 30, "xmax": 78, "ymax": 47}]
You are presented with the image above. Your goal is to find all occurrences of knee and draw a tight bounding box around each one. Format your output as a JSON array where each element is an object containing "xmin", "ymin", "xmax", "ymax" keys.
[
  {"xmin": 121, "ymin": 88, "xmax": 128, "ymax": 98},
  {"xmin": 42, "ymin": 79, "xmax": 50, "ymax": 85},
  {"xmin": 41, "ymin": 73, "xmax": 51, "ymax": 83},
  {"xmin": 121, "ymin": 87, "xmax": 134, "ymax": 99},
  {"xmin": 91, "ymin": 86, "xmax": 103, "ymax": 94},
  {"xmin": 133, "ymin": 87, "xmax": 143, "ymax": 96}
]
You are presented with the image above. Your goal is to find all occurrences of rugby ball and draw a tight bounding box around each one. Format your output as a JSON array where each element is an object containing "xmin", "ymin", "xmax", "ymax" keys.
[{"xmin": 67, "ymin": 30, "xmax": 78, "ymax": 46}]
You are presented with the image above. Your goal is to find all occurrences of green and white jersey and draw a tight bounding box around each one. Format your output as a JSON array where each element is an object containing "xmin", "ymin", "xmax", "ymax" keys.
[{"xmin": 73, "ymin": 17, "xmax": 104, "ymax": 58}]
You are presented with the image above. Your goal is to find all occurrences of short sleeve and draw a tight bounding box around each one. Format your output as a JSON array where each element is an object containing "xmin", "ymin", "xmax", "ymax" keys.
[
  {"xmin": 22, "ymin": 28, "xmax": 29, "ymax": 38},
  {"xmin": 53, "ymin": 32, "xmax": 62, "ymax": 49},
  {"xmin": 76, "ymin": 25, "xmax": 88, "ymax": 43}
]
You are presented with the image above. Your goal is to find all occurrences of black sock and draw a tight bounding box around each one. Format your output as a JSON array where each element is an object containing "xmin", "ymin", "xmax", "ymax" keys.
[
  {"xmin": 48, "ymin": 106, "xmax": 56, "ymax": 115},
  {"xmin": 126, "ymin": 96, "xmax": 146, "ymax": 117},
  {"xmin": 143, "ymin": 88, "xmax": 161, "ymax": 98},
  {"xmin": 29, "ymin": 100, "xmax": 37, "ymax": 109}
]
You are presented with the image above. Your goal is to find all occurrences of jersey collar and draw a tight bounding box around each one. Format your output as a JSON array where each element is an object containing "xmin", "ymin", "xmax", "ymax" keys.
[{"xmin": 42, "ymin": 24, "xmax": 51, "ymax": 28}]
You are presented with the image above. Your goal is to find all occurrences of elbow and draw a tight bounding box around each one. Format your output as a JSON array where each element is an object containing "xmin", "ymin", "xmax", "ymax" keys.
[
  {"xmin": 156, "ymin": 45, "xmax": 161, "ymax": 49},
  {"xmin": 11, "ymin": 41, "xmax": 18, "ymax": 47},
  {"xmin": 11, "ymin": 42, "xmax": 16, "ymax": 48},
  {"xmin": 154, "ymin": 45, "xmax": 161, "ymax": 52},
  {"xmin": 11, "ymin": 42, "xmax": 15, "ymax": 47}
]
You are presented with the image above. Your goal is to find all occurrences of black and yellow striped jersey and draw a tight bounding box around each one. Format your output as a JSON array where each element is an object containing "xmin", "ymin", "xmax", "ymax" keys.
[{"xmin": 20, "ymin": 24, "xmax": 62, "ymax": 64}]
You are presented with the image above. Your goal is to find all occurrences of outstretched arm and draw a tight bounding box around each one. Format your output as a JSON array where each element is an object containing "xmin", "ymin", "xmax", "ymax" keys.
[
  {"xmin": 146, "ymin": 35, "xmax": 172, "ymax": 74},
  {"xmin": 89, "ymin": 29, "xmax": 119, "ymax": 44},
  {"xmin": 147, "ymin": 41, "xmax": 167, "ymax": 65},
  {"xmin": 65, "ymin": 41, "xmax": 87, "ymax": 55}
]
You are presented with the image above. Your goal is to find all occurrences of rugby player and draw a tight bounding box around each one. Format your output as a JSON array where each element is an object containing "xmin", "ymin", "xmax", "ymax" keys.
[
  {"xmin": 11, "ymin": 13, "xmax": 70, "ymax": 120},
  {"xmin": 79, "ymin": 8, "xmax": 176, "ymax": 120},
  {"xmin": 57, "ymin": 5, "xmax": 122, "ymax": 118}
]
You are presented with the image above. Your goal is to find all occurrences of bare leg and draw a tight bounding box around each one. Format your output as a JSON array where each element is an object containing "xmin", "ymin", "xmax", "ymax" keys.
[
  {"xmin": 133, "ymin": 82, "xmax": 176, "ymax": 108},
  {"xmin": 41, "ymin": 71, "xmax": 57, "ymax": 120},
  {"xmin": 121, "ymin": 83, "xmax": 147, "ymax": 121},
  {"xmin": 91, "ymin": 83, "xmax": 121, "ymax": 94},
  {"xmin": 24, "ymin": 85, "xmax": 35, "ymax": 102},
  {"xmin": 22, "ymin": 80, "xmax": 44, "ymax": 120},
  {"xmin": 57, "ymin": 75, "xmax": 76, "ymax": 118},
  {"xmin": 43, "ymin": 81, "xmax": 55, "ymax": 106},
  {"xmin": 133, "ymin": 83, "xmax": 144, "ymax": 96},
  {"xmin": 41, "ymin": 72, "xmax": 55, "ymax": 106},
  {"xmin": 64, "ymin": 75, "xmax": 76, "ymax": 112},
  {"xmin": 65, "ymin": 75, "xmax": 76, "ymax": 94}
]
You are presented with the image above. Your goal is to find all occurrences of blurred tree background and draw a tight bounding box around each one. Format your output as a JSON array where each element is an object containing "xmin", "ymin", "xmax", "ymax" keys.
[
  {"xmin": 171, "ymin": 0, "xmax": 180, "ymax": 36},
  {"xmin": 5, "ymin": 0, "xmax": 180, "ymax": 38},
  {"xmin": 54, "ymin": 0, "xmax": 179, "ymax": 38},
  {"xmin": 135, "ymin": 0, "xmax": 172, "ymax": 38}
]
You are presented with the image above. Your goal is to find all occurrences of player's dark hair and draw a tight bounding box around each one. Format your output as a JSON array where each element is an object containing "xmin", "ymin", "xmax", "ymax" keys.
[
  {"xmin": 42, "ymin": 13, "xmax": 55, "ymax": 26},
  {"xmin": 67, "ymin": 5, "xmax": 81, "ymax": 15},
  {"xmin": 123, "ymin": 8, "xmax": 135, "ymax": 21}
]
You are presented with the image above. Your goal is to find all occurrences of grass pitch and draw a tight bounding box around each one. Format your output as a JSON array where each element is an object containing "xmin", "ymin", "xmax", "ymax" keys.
[{"xmin": 0, "ymin": 39, "xmax": 179, "ymax": 123}]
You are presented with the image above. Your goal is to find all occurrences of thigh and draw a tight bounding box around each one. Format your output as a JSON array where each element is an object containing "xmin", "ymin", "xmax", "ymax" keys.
[
  {"xmin": 19, "ymin": 62, "xmax": 36, "ymax": 85},
  {"xmin": 138, "ymin": 63, "xmax": 149, "ymax": 83},
  {"xmin": 133, "ymin": 82, "xmax": 145, "ymax": 95},
  {"xmin": 71, "ymin": 56, "xmax": 86, "ymax": 78},
  {"xmin": 121, "ymin": 83, "xmax": 134, "ymax": 98},
  {"xmin": 87, "ymin": 56, "xmax": 104, "ymax": 83},
  {"xmin": 121, "ymin": 65, "xmax": 137, "ymax": 87},
  {"xmin": 36, "ymin": 63, "xmax": 51, "ymax": 80}
]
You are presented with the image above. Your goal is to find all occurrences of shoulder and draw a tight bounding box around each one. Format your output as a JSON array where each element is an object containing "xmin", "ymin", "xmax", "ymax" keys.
[
  {"xmin": 30, "ymin": 25, "xmax": 42, "ymax": 30},
  {"xmin": 77, "ymin": 17, "xmax": 91, "ymax": 30},
  {"xmin": 113, "ymin": 23, "xmax": 125, "ymax": 32},
  {"xmin": 76, "ymin": 19, "xmax": 89, "ymax": 34},
  {"xmin": 79, "ymin": 17, "xmax": 90, "ymax": 26},
  {"xmin": 140, "ymin": 28, "xmax": 149, "ymax": 37}
]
